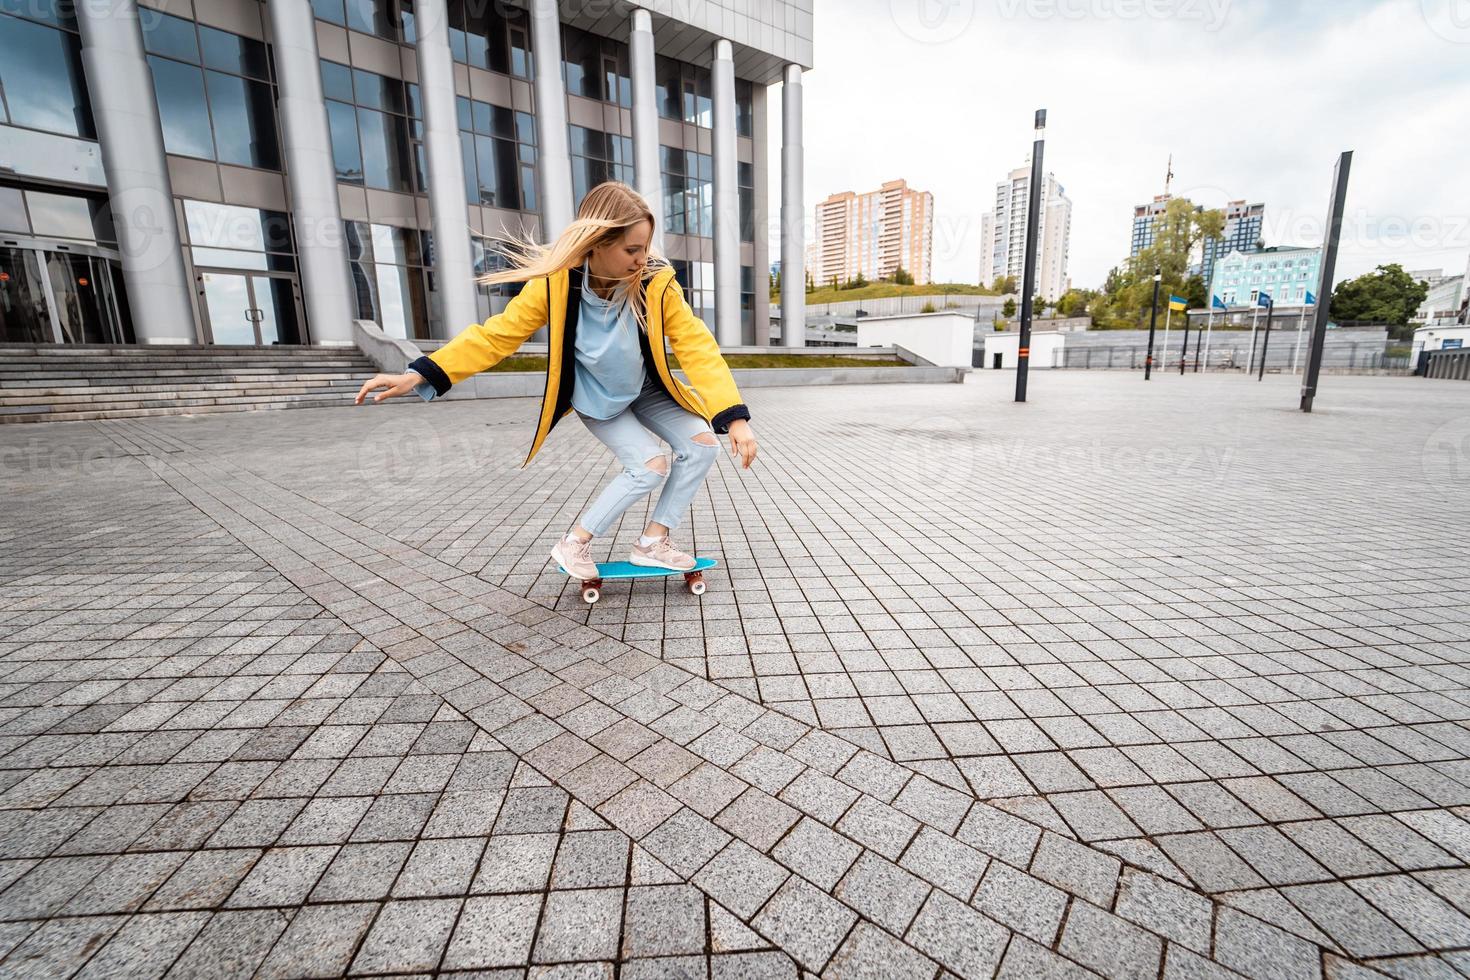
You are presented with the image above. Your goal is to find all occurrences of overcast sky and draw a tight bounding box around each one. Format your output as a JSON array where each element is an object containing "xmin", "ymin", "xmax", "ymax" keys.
[{"xmin": 766, "ymin": 0, "xmax": 1470, "ymax": 290}]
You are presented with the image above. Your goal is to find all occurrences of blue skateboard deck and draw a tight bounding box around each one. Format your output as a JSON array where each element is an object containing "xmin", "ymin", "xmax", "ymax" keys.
[{"xmin": 559, "ymin": 557, "xmax": 718, "ymax": 603}]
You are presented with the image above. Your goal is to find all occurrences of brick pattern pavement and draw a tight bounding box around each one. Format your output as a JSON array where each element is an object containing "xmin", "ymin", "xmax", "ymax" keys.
[{"xmin": 1, "ymin": 372, "xmax": 1468, "ymax": 977}]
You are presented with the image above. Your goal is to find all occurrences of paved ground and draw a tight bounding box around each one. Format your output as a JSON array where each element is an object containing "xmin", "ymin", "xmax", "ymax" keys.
[{"xmin": 1, "ymin": 369, "xmax": 1468, "ymax": 978}]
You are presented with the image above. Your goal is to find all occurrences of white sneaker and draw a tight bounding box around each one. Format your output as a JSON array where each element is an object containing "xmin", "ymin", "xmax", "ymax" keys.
[
  {"xmin": 629, "ymin": 534, "xmax": 696, "ymax": 571},
  {"xmin": 551, "ymin": 534, "xmax": 599, "ymax": 579}
]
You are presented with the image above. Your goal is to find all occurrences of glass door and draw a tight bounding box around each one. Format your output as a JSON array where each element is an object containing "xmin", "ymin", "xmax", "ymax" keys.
[
  {"xmin": 0, "ymin": 240, "xmax": 133, "ymax": 344},
  {"xmin": 198, "ymin": 270, "xmax": 304, "ymax": 345},
  {"xmin": 0, "ymin": 246, "xmax": 53, "ymax": 343}
]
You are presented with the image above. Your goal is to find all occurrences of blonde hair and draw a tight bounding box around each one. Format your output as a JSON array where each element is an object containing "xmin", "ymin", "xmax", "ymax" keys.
[{"xmin": 478, "ymin": 181, "xmax": 665, "ymax": 332}]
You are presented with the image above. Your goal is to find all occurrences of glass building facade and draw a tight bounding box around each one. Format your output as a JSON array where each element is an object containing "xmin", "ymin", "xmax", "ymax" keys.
[{"xmin": 0, "ymin": 0, "xmax": 810, "ymax": 348}]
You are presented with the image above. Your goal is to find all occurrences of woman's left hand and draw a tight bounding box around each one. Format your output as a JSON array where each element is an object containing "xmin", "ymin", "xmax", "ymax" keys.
[{"xmin": 726, "ymin": 419, "xmax": 758, "ymax": 469}]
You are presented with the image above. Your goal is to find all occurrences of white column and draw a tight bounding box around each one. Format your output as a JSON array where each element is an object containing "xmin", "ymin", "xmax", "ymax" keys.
[
  {"xmin": 74, "ymin": 0, "xmax": 196, "ymax": 343},
  {"xmin": 780, "ymin": 64, "xmax": 805, "ymax": 347},
  {"xmin": 413, "ymin": 0, "xmax": 479, "ymax": 337},
  {"xmin": 530, "ymin": 0, "xmax": 574, "ymax": 236},
  {"xmin": 268, "ymin": 0, "xmax": 355, "ymax": 345},
  {"xmin": 629, "ymin": 8, "xmax": 663, "ymax": 251},
  {"xmin": 710, "ymin": 39, "xmax": 740, "ymax": 346}
]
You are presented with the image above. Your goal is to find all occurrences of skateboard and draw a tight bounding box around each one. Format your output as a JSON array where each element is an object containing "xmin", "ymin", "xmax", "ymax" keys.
[{"xmin": 557, "ymin": 557, "xmax": 718, "ymax": 604}]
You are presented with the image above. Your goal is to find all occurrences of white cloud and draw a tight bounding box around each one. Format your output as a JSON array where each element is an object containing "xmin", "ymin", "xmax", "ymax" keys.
[{"xmin": 767, "ymin": 0, "xmax": 1470, "ymax": 290}]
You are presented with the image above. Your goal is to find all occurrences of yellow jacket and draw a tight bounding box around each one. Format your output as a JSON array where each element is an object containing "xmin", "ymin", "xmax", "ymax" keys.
[{"xmin": 408, "ymin": 263, "xmax": 750, "ymax": 467}]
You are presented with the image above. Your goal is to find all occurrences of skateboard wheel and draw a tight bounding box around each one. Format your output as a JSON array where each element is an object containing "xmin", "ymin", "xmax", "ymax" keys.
[
  {"xmin": 582, "ymin": 586, "xmax": 600, "ymax": 604},
  {"xmin": 684, "ymin": 572, "xmax": 706, "ymax": 596}
]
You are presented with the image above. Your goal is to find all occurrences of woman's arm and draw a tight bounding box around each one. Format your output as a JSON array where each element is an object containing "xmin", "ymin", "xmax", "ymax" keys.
[
  {"xmin": 660, "ymin": 279, "xmax": 758, "ymax": 468},
  {"xmin": 407, "ymin": 277, "xmax": 551, "ymax": 399},
  {"xmin": 659, "ymin": 278, "xmax": 751, "ymax": 434}
]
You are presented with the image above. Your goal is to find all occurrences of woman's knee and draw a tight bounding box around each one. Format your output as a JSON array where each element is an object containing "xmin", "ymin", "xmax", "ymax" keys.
[
  {"xmin": 625, "ymin": 454, "xmax": 667, "ymax": 491},
  {"xmin": 676, "ymin": 431, "xmax": 720, "ymax": 461}
]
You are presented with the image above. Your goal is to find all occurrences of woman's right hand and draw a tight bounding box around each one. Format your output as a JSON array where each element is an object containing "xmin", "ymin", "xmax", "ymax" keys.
[{"xmin": 355, "ymin": 371, "xmax": 425, "ymax": 405}]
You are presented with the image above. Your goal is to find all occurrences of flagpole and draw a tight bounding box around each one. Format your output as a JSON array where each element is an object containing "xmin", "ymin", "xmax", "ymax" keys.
[
  {"xmin": 1204, "ymin": 303, "xmax": 1215, "ymax": 370},
  {"xmin": 1248, "ymin": 302, "xmax": 1261, "ymax": 373},
  {"xmin": 1163, "ymin": 304, "xmax": 1173, "ymax": 375},
  {"xmin": 1293, "ymin": 299, "xmax": 1309, "ymax": 374}
]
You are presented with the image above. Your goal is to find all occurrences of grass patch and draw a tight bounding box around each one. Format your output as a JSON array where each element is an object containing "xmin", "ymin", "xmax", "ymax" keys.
[
  {"xmin": 777, "ymin": 282, "xmax": 997, "ymax": 306},
  {"xmin": 485, "ymin": 353, "xmax": 908, "ymax": 372}
]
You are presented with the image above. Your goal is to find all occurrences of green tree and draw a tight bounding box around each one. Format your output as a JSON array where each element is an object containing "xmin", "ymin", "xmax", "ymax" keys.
[
  {"xmin": 1091, "ymin": 198, "xmax": 1224, "ymax": 328},
  {"xmin": 991, "ymin": 274, "xmax": 1017, "ymax": 294},
  {"xmin": 1054, "ymin": 288, "xmax": 1096, "ymax": 318},
  {"xmin": 1001, "ymin": 297, "xmax": 1017, "ymax": 318},
  {"xmin": 1330, "ymin": 264, "xmax": 1428, "ymax": 326},
  {"xmin": 892, "ymin": 266, "xmax": 914, "ymax": 285}
]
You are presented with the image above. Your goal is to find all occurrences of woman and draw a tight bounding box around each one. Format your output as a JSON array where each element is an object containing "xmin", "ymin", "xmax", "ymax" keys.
[{"xmin": 355, "ymin": 181, "xmax": 759, "ymax": 583}]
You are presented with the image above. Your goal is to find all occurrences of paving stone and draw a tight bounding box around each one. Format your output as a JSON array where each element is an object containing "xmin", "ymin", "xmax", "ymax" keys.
[
  {"xmin": 751, "ymin": 877, "xmax": 859, "ymax": 972},
  {"xmin": 1029, "ymin": 831, "xmax": 1121, "ymax": 906},
  {"xmin": 642, "ymin": 808, "xmax": 732, "ymax": 878},
  {"xmin": 256, "ymin": 902, "xmax": 377, "ymax": 979},
  {"xmin": 533, "ymin": 888, "xmax": 625, "ymax": 963},
  {"xmin": 443, "ymin": 894, "xmax": 542, "ymax": 969},
  {"xmin": 694, "ymin": 840, "xmax": 790, "ymax": 919},
  {"xmin": 74, "ymin": 911, "xmax": 210, "ymax": 980},
  {"xmin": 1057, "ymin": 900, "xmax": 1165, "ymax": 980},
  {"xmin": 971, "ymin": 861, "xmax": 1068, "ymax": 945},
  {"xmin": 623, "ymin": 884, "xmax": 706, "ymax": 958},
  {"xmin": 167, "ymin": 908, "xmax": 288, "ymax": 978},
  {"xmin": 834, "ymin": 851, "xmax": 930, "ymax": 935},
  {"xmin": 900, "ymin": 827, "xmax": 993, "ymax": 902},
  {"xmin": 909, "ymin": 890, "xmax": 1012, "ymax": 979},
  {"xmin": 351, "ymin": 897, "xmax": 462, "ymax": 973},
  {"xmin": 1114, "ymin": 868, "xmax": 1214, "ymax": 954},
  {"xmin": 311, "ymin": 841, "xmax": 411, "ymax": 902},
  {"xmin": 394, "ymin": 837, "xmax": 485, "ymax": 897},
  {"xmin": 772, "ymin": 817, "xmax": 863, "ymax": 891},
  {"xmin": 836, "ymin": 796, "xmax": 920, "ymax": 861},
  {"xmin": 1212, "ymin": 906, "xmax": 1324, "ymax": 980},
  {"xmin": 824, "ymin": 922, "xmax": 937, "ymax": 980}
]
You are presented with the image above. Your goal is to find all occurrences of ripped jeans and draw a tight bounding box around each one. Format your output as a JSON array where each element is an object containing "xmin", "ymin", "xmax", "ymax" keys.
[{"xmin": 576, "ymin": 374, "xmax": 720, "ymax": 537}]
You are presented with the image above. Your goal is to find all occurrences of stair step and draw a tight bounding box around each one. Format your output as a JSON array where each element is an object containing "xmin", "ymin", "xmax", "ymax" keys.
[{"xmin": 0, "ymin": 342, "xmax": 401, "ymax": 422}]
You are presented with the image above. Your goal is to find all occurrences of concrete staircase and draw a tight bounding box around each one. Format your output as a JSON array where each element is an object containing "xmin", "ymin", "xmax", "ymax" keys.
[{"xmin": 0, "ymin": 344, "xmax": 385, "ymax": 424}]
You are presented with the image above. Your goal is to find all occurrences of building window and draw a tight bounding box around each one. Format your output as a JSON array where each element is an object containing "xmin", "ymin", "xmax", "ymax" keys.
[
  {"xmin": 345, "ymin": 221, "xmax": 434, "ymax": 340},
  {"xmin": 457, "ymin": 97, "xmax": 537, "ymax": 211},
  {"xmin": 415, "ymin": 0, "xmax": 532, "ymax": 76},
  {"xmin": 660, "ymin": 146, "xmax": 711, "ymax": 238},
  {"xmin": 740, "ymin": 264, "xmax": 754, "ymax": 331},
  {"xmin": 738, "ymin": 161, "xmax": 754, "ymax": 243},
  {"xmin": 735, "ymin": 79, "xmax": 753, "ymax": 137},
  {"xmin": 670, "ymin": 259, "xmax": 713, "ymax": 324},
  {"xmin": 312, "ymin": 0, "xmax": 395, "ymax": 39},
  {"xmin": 562, "ymin": 25, "xmax": 629, "ymax": 106},
  {"xmin": 570, "ymin": 126, "xmax": 633, "ymax": 209},
  {"xmin": 322, "ymin": 61, "xmax": 420, "ymax": 193},
  {"xmin": 183, "ymin": 199, "xmax": 296, "ymax": 272},
  {"xmin": 0, "ymin": 0, "xmax": 95, "ymax": 140},
  {"xmin": 655, "ymin": 56, "xmax": 711, "ymax": 127},
  {"xmin": 143, "ymin": 13, "xmax": 279, "ymax": 170}
]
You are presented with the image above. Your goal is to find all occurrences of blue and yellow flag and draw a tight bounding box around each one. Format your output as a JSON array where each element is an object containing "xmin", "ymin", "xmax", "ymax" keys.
[{"xmin": 1168, "ymin": 296, "xmax": 1188, "ymax": 312}]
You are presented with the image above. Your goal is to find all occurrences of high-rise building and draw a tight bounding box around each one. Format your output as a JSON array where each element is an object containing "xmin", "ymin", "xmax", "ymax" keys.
[
  {"xmin": 982, "ymin": 164, "xmax": 1071, "ymax": 300},
  {"xmin": 1130, "ymin": 194, "xmax": 1174, "ymax": 256},
  {"xmin": 1131, "ymin": 195, "xmax": 1264, "ymax": 287},
  {"xmin": 0, "ymin": 0, "xmax": 813, "ymax": 348},
  {"xmin": 813, "ymin": 179, "xmax": 933, "ymax": 286},
  {"xmin": 1200, "ymin": 200, "xmax": 1264, "ymax": 286}
]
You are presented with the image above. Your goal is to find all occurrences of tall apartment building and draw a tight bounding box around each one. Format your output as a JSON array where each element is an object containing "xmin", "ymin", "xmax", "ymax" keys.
[
  {"xmin": 981, "ymin": 163, "xmax": 1071, "ymax": 300},
  {"xmin": 0, "ymin": 0, "xmax": 813, "ymax": 349},
  {"xmin": 1131, "ymin": 195, "xmax": 1265, "ymax": 287},
  {"xmin": 813, "ymin": 179, "xmax": 933, "ymax": 286}
]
